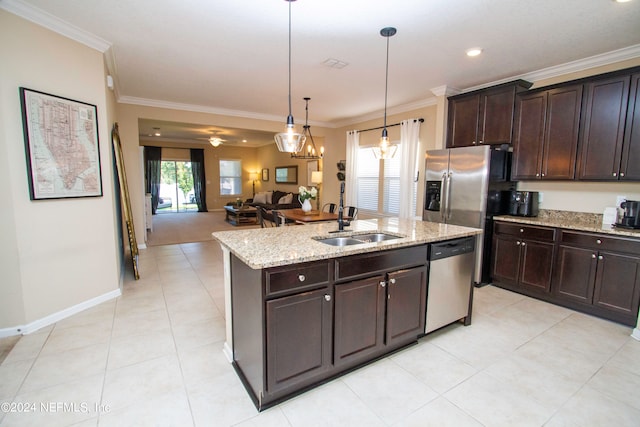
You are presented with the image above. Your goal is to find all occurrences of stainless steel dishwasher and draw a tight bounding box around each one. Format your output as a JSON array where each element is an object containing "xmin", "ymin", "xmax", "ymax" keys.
[{"xmin": 425, "ymin": 236, "xmax": 476, "ymax": 334}]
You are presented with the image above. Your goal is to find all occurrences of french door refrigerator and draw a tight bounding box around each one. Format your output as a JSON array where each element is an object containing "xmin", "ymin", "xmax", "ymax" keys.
[{"xmin": 423, "ymin": 145, "xmax": 513, "ymax": 285}]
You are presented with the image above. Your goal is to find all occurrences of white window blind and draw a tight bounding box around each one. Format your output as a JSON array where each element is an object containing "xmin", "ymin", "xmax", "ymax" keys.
[
  {"xmin": 383, "ymin": 152, "xmax": 401, "ymax": 214},
  {"xmin": 356, "ymin": 147, "xmax": 379, "ymax": 211},
  {"xmin": 219, "ymin": 159, "xmax": 242, "ymax": 196}
]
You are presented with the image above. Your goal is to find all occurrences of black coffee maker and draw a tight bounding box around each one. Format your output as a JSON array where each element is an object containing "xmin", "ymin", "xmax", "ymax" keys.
[{"xmin": 617, "ymin": 200, "xmax": 640, "ymax": 228}]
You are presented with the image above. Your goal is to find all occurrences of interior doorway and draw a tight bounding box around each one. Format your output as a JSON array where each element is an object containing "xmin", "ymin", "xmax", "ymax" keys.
[{"xmin": 157, "ymin": 160, "xmax": 197, "ymax": 213}]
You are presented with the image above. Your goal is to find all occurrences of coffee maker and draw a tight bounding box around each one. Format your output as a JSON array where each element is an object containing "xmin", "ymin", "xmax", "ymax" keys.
[{"xmin": 616, "ymin": 200, "xmax": 640, "ymax": 229}]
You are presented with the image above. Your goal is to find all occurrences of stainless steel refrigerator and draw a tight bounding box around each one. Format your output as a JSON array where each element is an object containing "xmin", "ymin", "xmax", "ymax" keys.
[{"xmin": 423, "ymin": 145, "xmax": 513, "ymax": 285}]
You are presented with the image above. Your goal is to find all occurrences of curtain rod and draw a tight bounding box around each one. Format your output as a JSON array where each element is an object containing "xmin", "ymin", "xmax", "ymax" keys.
[{"xmin": 356, "ymin": 118, "xmax": 424, "ymax": 133}]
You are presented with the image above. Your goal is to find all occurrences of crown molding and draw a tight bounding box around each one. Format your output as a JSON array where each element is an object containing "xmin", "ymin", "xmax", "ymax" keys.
[
  {"xmin": 430, "ymin": 85, "xmax": 460, "ymax": 97},
  {"xmin": 463, "ymin": 44, "xmax": 640, "ymax": 93},
  {"xmin": 334, "ymin": 97, "xmax": 437, "ymax": 129},
  {"xmin": 1, "ymin": 0, "xmax": 111, "ymax": 52}
]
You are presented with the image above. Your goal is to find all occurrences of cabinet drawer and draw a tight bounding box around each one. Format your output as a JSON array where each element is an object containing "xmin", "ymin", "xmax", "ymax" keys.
[
  {"xmin": 494, "ymin": 222, "xmax": 556, "ymax": 242},
  {"xmin": 335, "ymin": 245, "xmax": 428, "ymax": 281},
  {"xmin": 265, "ymin": 260, "xmax": 331, "ymax": 297},
  {"xmin": 559, "ymin": 230, "xmax": 640, "ymax": 254}
]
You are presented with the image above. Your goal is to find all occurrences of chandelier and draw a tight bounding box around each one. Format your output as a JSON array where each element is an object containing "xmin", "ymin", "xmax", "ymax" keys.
[{"xmin": 292, "ymin": 97, "xmax": 324, "ymax": 159}]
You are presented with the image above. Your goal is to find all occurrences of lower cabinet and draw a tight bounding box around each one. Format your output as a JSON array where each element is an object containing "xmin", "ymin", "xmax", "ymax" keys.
[
  {"xmin": 553, "ymin": 230, "xmax": 640, "ymax": 325},
  {"xmin": 231, "ymin": 244, "xmax": 430, "ymax": 410},
  {"xmin": 333, "ymin": 266, "xmax": 428, "ymax": 369},
  {"xmin": 265, "ymin": 288, "xmax": 333, "ymax": 395},
  {"xmin": 491, "ymin": 222, "xmax": 556, "ymax": 295},
  {"xmin": 491, "ymin": 223, "xmax": 640, "ymax": 327}
]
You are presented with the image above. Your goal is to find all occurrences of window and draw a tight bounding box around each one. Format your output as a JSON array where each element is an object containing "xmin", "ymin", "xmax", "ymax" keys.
[
  {"xmin": 356, "ymin": 144, "xmax": 418, "ymax": 216},
  {"xmin": 356, "ymin": 147, "xmax": 379, "ymax": 211},
  {"xmin": 219, "ymin": 159, "xmax": 242, "ymax": 196}
]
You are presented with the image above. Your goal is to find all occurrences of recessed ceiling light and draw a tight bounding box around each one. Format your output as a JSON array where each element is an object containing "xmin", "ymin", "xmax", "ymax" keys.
[
  {"xmin": 466, "ymin": 48, "xmax": 483, "ymax": 57},
  {"xmin": 614, "ymin": 0, "xmax": 632, "ymax": 3}
]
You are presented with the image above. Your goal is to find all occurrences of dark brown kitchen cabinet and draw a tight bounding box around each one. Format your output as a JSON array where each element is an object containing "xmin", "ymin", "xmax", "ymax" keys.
[
  {"xmin": 577, "ymin": 74, "xmax": 631, "ymax": 180},
  {"xmin": 491, "ymin": 222, "xmax": 556, "ymax": 295},
  {"xmin": 334, "ymin": 265, "xmax": 427, "ymax": 369},
  {"xmin": 446, "ymin": 80, "xmax": 532, "ymax": 148},
  {"xmin": 552, "ymin": 230, "xmax": 640, "ymax": 326},
  {"xmin": 266, "ymin": 288, "xmax": 332, "ymax": 395},
  {"xmin": 621, "ymin": 73, "xmax": 640, "ymax": 180},
  {"xmin": 512, "ymin": 85, "xmax": 582, "ymax": 180}
]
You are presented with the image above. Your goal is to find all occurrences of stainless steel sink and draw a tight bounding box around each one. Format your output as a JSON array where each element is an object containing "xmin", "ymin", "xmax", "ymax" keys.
[
  {"xmin": 315, "ymin": 233, "xmax": 402, "ymax": 246},
  {"xmin": 353, "ymin": 233, "xmax": 399, "ymax": 243},
  {"xmin": 316, "ymin": 237, "xmax": 365, "ymax": 247}
]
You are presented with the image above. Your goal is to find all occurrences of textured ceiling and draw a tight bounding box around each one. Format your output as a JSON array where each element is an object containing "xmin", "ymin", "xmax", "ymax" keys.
[{"xmin": 5, "ymin": 0, "xmax": 640, "ymax": 145}]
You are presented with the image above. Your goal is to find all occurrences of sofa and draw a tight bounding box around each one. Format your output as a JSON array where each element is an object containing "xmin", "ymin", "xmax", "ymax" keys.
[{"xmin": 245, "ymin": 190, "xmax": 301, "ymax": 211}]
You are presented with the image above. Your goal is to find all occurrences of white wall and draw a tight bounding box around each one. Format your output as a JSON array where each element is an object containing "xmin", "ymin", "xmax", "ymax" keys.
[{"xmin": 0, "ymin": 11, "xmax": 120, "ymax": 331}]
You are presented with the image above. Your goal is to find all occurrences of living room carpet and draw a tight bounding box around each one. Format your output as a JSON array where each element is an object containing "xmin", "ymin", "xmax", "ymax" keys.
[{"xmin": 145, "ymin": 210, "xmax": 260, "ymax": 246}]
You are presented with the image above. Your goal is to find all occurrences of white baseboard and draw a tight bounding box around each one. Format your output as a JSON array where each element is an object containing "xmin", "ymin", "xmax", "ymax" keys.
[
  {"xmin": 632, "ymin": 328, "xmax": 640, "ymax": 342},
  {"xmin": 0, "ymin": 288, "xmax": 121, "ymax": 338},
  {"xmin": 223, "ymin": 341, "xmax": 233, "ymax": 363}
]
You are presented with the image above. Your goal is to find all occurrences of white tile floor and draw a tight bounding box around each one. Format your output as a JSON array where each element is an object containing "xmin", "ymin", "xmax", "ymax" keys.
[{"xmin": 1, "ymin": 240, "xmax": 639, "ymax": 426}]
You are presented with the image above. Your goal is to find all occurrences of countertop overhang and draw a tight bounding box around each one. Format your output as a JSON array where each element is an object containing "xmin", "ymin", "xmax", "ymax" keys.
[{"xmin": 212, "ymin": 218, "xmax": 481, "ymax": 269}]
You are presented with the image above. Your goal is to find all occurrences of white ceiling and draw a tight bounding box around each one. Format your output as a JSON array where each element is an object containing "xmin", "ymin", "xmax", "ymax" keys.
[{"xmin": 5, "ymin": 0, "xmax": 640, "ymax": 145}]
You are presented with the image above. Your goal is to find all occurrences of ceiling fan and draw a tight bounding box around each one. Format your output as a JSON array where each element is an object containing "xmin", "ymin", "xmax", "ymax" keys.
[{"xmin": 196, "ymin": 131, "xmax": 227, "ymax": 147}]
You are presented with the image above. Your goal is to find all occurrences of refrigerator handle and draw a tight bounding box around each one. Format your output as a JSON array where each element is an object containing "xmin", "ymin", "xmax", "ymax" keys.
[
  {"xmin": 446, "ymin": 172, "xmax": 453, "ymax": 220},
  {"xmin": 440, "ymin": 172, "xmax": 448, "ymax": 221}
]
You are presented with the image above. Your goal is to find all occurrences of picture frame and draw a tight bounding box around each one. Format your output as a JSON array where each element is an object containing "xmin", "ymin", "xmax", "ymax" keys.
[
  {"xmin": 307, "ymin": 160, "xmax": 318, "ymax": 187},
  {"xmin": 275, "ymin": 165, "xmax": 298, "ymax": 184},
  {"xmin": 262, "ymin": 168, "xmax": 269, "ymax": 181},
  {"xmin": 20, "ymin": 87, "xmax": 103, "ymax": 200}
]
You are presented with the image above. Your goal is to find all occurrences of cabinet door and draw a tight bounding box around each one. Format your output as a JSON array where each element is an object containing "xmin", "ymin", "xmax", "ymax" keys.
[
  {"xmin": 386, "ymin": 266, "xmax": 427, "ymax": 348},
  {"xmin": 542, "ymin": 85, "xmax": 582, "ymax": 179},
  {"xmin": 593, "ymin": 251, "xmax": 640, "ymax": 318},
  {"xmin": 553, "ymin": 245, "xmax": 597, "ymax": 305},
  {"xmin": 578, "ymin": 75, "xmax": 630, "ymax": 180},
  {"xmin": 266, "ymin": 288, "xmax": 332, "ymax": 394},
  {"xmin": 513, "ymin": 91, "xmax": 546, "ymax": 180},
  {"xmin": 447, "ymin": 94, "xmax": 480, "ymax": 148},
  {"xmin": 480, "ymin": 85, "xmax": 517, "ymax": 145},
  {"xmin": 491, "ymin": 234, "xmax": 521, "ymax": 285},
  {"xmin": 519, "ymin": 240, "xmax": 554, "ymax": 293},
  {"xmin": 621, "ymin": 73, "xmax": 640, "ymax": 180},
  {"xmin": 334, "ymin": 276, "xmax": 386, "ymax": 368}
]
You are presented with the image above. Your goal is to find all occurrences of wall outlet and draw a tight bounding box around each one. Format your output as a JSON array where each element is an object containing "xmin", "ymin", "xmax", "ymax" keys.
[{"xmin": 616, "ymin": 195, "xmax": 627, "ymax": 208}]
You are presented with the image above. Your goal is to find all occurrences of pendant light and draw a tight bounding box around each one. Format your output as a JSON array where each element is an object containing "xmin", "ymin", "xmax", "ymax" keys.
[
  {"xmin": 291, "ymin": 97, "xmax": 324, "ymax": 159},
  {"xmin": 274, "ymin": 0, "xmax": 306, "ymax": 153},
  {"xmin": 372, "ymin": 27, "xmax": 398, "ymax": 160}
]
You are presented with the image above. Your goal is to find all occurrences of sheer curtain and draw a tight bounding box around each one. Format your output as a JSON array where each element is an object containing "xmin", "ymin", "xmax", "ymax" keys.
[
  {"xmin": 345, "ymin": 130, "xmax": 359, "ymax": 206},
  {"xmin": 190, "ymin": 148, "xmax": 208, "ymax": 212},
  {"xmin": 398, "ymin": 119, "xmax": 421, "ymax": 219},
  {"xmin": 144, "ymin": 146, "xmax": 162, "ymax": 214}
]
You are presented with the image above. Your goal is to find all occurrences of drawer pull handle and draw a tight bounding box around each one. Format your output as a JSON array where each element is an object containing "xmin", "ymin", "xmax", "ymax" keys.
[
  {"xmin": 389, "ymin": 278, "xmax": 396, "ymax": 284},
  {"xmin": 379, "ymin": 281, "xmax": 386, "ymax": 288},
  {"xmin": 592, "ymin": 254, "xmax": 596, "ymax": 259},
  {"xmin": 324, "ymin": 294, "xmax": 331, "ymax": 302},
  {"xmin": 596, "ymin": 239, "xmax": 602, "ymax": 245},
  {"xmin": 298, "ymin": 274, "xmax": 306, "ymax": 282}
]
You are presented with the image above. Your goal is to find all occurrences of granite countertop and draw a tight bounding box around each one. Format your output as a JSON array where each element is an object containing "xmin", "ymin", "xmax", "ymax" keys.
[
  {"xmin": 494, "ymin": 210, "xmax": 640, "ymax": 238},
  {"xmin": 212, "ymin": 218, "xmax": 481, "ymax": 269}
]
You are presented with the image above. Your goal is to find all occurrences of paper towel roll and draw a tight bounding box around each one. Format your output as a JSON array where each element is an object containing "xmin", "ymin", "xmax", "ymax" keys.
[{"xmin": 602, "ymin": 207, "xmax": 617, "ymax": 229}]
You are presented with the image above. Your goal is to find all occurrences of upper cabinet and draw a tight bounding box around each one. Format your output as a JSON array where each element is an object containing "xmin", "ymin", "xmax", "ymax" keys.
[
  {"xmin": 512, "ymin": 85, "xmax": 582, "ymax": 180},
  {"xmin": 621, "ymin": 73, "xmax": 640, "ymax": 180},
  {"xmin": 577, "ymin": 75, "xmax": 631, "ymax": 180},
  {"xmin": 446, "ymin": 80, "xmax": 532, "ymax": 148}
]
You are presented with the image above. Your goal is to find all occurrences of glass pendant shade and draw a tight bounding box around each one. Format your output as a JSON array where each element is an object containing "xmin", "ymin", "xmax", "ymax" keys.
[
  {"xmin": 275, "ymin": 115, "xmax": 306, "ymax": 153},
  {"xmin": 372, "ymin": 130, "xmax": 397, "ymax": 159}
]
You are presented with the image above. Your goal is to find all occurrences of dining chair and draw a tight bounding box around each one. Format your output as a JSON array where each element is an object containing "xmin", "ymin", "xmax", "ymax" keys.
[
  {"xmin": 345, "ymin": 206, "xmax": 358, "ymax": 220},
  {"xmin": 322, "ymin": 203, "xmax": 337, "ymax": 213}
]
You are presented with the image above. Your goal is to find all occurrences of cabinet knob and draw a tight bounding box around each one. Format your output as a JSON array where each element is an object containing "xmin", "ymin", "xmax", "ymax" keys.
[
  {"xmin": 379, "ymin": 281, "xmax": 386, "ymax": 287},
  {"xmin": 389, "ymin": 278, "xmax": 396, "ymax": 284},
  {"xmin": 596, "ymin": 239, "xmax": 602, "ymax": 245},
  {"xmin": 521, "ymin": 242, "xmax": 526, "ymax": 246},
  {"xmin": 592, "ymin": 254, "xmax": 596, "ymax": 259},
  {"xmin": 598, "ymin": 255, "xmax": 603, "ymax": 260},
  {"xmin": 620, "ymin": 172, "xmax": 625, "ymax": 177},
  {"xmin": 613, "ymin": 172, "xmax": 617, "ymax": 177},
  {"xmin": 516, "ymin": 241, "xmax": 521, "ymax": 245},
  {"xmin": 479, "ymin": 140, "xmax": 484, "ymax": 144},
  {"xmin": 324, "ymin": 294, "xmax": 331, "ymax": 302},
  {"xmin": 536, "ymin": 173, "xmax": 540, "ymax": 177},
  {"xmin": 520, "ymin": 228, "xmax": 524, "ymax": 233},
  {"xmin": 541, "ymin": 173, "xmax": 545, "ymax": 177},
  {"xmin": 298, "ymin": 274, "xmax": 306, "ymax": 282}
]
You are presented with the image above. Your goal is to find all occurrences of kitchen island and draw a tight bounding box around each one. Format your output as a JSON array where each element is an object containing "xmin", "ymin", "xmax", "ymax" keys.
[{"xmin": 212, "ymin": 218, "xmax": 481, "ymax": 410}]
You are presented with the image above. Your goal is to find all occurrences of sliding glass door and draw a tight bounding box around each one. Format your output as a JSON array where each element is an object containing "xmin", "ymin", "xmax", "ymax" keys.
[{"xmin": 158, "ymin": 161, "xmax": 197, "ymax": 213}]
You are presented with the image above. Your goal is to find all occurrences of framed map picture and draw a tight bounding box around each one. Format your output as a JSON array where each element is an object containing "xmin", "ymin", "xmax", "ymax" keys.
[{"xmin": 20, "ymin": 87, "xmax": 103, "ymax": 200}]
